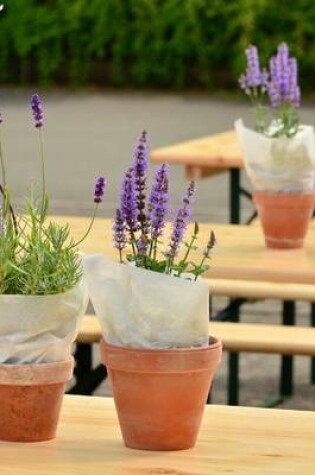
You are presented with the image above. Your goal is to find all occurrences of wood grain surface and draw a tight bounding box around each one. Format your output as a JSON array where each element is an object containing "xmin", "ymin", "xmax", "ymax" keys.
[
  {"xmin": 1, "ymin": 395, "xmax": 314, "ymax": 474},
  {"xmin": 53, "ymin": 215, "xmax": 315, "ymax": 285},
  {"xmin": 78, "ymin": 315, "xmax": 315, "ymax": 356},
  {"xmin": 150, "ymin": 130, "xmax": 243, "ymax": 169}
]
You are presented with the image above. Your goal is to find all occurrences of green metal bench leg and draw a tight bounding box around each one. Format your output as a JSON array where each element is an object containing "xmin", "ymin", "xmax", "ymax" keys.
[
  {"xmin": 280, "ymin": 301, "xmax": 295, "ymax": 397},
  {"xmin": 68, "ymin": 343, "xmax": 107, "ymax": 395},
  {"xmin": 227, "ymin": 310, "xmax": 240, "ymax": 405},
  {"xmin": 230, "ymin": 168, "xmax": 241, "ymax": 224}
]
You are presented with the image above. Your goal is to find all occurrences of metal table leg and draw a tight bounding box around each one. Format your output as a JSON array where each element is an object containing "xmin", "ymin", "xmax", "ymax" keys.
[
  {"xmin": 280, "ymin": 301, "xmax": 296, "ymax": 397},
  {"xmin": 230, "ymin": 168, "xmax": 241, "ymax": 224},
  {"xmin": 227, "ymin": 310, "xmax": 240, "ymax": 405},
  {"xmin": 228, "ymin": 168, "xmax": 241, "ymax": 405}
]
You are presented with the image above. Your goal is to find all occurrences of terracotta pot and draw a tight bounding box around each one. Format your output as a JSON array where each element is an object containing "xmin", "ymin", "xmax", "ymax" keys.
[
  {"xmin": 253, "ymin": 191, "xmax": 315, "ymax": 249},
  {"xmin": 0, "ymin": 357, "xmax": 74, "ymax": 442},
  {"xmin": 100, "ymin": 337, "xmax": 222, "ymax": 451}
]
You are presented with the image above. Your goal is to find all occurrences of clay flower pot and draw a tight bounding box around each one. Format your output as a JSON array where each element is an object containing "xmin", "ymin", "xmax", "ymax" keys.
[
  {"xmin": 0, "ymin": 358, "xmax": 73, "ymax": 442},
  {"xmin": 253, "ymin": 191, "xmax": 315, "ymax": 249},
  {"xmin": 100, "ymin": 337, "xmax": 222, "ymax": 451}
]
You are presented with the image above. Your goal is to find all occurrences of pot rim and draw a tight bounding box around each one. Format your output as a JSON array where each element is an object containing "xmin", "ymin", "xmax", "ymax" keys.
[
  {"xmin": 100, "ymin": 337, "xmax": 222, "ymax": 373},
  {"xmin": 101, "ymin": 336, "xmax": 221, "ymax": 354},
  {"xmin": 0, "ymin": 357, "xmax": 74, "ymax": 386}
]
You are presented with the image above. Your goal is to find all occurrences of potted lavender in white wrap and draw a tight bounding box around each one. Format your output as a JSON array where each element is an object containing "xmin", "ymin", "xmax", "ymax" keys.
[
  {"xmin": 0, "ymin": 94, "xmax": 106, "ymax": 442},
  {"xmin": 84, "ymin": 131, "xmax": 222, "ymax": 451},
  {"xmin": 235, "ymin": 42, "xmax": 315, "ymax": 249}
]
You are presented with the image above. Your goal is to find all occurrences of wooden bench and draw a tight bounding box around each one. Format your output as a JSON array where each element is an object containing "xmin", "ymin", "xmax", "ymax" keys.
[
  {"xmin": 77, "ymin": 315, "xmax": 315, "ymax": 356},
  {"xmin": 70, "ymin": 315, "xmax": 315, "ymax": 398}
]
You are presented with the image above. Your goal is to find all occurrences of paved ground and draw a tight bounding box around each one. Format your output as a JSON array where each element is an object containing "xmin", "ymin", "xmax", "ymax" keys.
[{"xmin": 2, "ymin": 87, "xmax": 314, "ymax": 410}]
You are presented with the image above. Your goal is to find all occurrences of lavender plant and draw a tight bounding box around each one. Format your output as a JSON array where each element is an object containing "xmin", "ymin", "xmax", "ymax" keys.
[
  {"xmin": 0, "ymin": 94, "xmax": 106, "ymax": 295},
  {"xmin": 239, "ymin": 42, "xmax": 301, "ymax": 138},
  {"xmin": 113, "ymin": 132, "xmax": 215, "ymax": 280}
]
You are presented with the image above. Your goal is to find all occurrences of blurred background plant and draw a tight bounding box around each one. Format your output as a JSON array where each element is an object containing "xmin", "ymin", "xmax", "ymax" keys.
[
  {"xmin": 239, "ymin": 42, "xmax": 301, "ymax": 137},
  {"xmin": 1, "ymin": 0, "xmax": 314, "ymax": 93}
]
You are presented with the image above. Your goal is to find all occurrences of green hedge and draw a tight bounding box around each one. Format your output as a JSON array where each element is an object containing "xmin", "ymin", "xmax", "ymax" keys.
[{"xmin": 1, "ymin": 0, "xmax": 315, "ymax": 91}]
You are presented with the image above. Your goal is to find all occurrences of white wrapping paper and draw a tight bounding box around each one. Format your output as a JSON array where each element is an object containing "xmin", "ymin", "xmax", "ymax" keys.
[
  {"xmin": 0, "ymin": 279, "xmax": 89, "ymax": 364},
  {"xmin": 83, "ymin": 255, "xmax": 209, "ymax": 349},
  {"xmin": 235, "ymin": 119, "xmax": 315, "ymax": 192}
]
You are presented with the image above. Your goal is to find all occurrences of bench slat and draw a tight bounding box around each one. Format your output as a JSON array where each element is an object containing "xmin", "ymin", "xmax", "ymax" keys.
[
  {"xmin": 206, "ymin": 278, "xmax": 315, "ymax": 302},
  {"xmin": 77, "ymin": 316, "xmax": 315, "ymax": 357}
]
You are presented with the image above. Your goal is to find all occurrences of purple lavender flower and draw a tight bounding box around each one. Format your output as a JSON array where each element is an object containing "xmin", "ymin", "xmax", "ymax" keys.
[
  {"xmin": 267, "ymin": 80, "xmax": 281, "ymax": 108},
  {"xmin": 239, "ymin": 45, "xmax": 268, "ymax": 94},
  {"xmin": 289, "ymin": 58, "xmax": 300, "ymax": 107},
  {"xmin": 120, "ymin": 167, "xmax": 138, "ymax": 233},
  {"xmin": 94, "ymin": 176, "xmax": 106, "ymax": 203},
  {"xmin": 113, "ymin": 208, "xmax": 127, "ymax": 251},
  {"xmin": 166, "ymin": 181, "xmax": 195, "ymax": 259},
  {"xmin": 268, "ymin": 42, "xmax": 300, "ymax": 108},
  {"xmin": 133, "ymin": 130, "xmax": 149, "ymax": 233},
  {"xmin": 149, "ymin": 163, "xmax": 169, "ymax": 240},
  {"xmin": 136, "ymin": 235, "xmax": 148, "ymax": 256},
  {"xmin": 31, "ymin": 94, "xmax": 44, "ymax": 128}
]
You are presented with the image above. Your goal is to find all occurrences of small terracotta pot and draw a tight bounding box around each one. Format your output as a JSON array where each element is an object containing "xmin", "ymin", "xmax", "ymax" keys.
[
  {"xmin": 100, "ymin": 338, "xmax": 222, "ymax": 451},
  {"xmin": 253, "ymin": 191, "xmax": 315, "ymax": 249},
  {"xmin": 0, "ymin": 358, "xmax": 74, "ymax": 442}
]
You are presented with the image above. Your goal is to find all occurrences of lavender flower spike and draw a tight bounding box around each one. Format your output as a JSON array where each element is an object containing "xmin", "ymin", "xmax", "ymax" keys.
[
  {"xmin": 268, "ymin": 42, "xmax": 300, "ymax": 109},
  {"xmin": 113, "ymin": 208, "xmax": 127, "ymax": 252},
  {"xmin": 133, "ymin": 130, "xmax": 149, "ymax": 233},
  {"xmin": 149, "ymin": 163, "xmax": 169, "ymax": 239},
  {"xmin": 31, "ymin": 94, "xmax": 44, "ymax": 128},
  {"xmin": 166, "ymin": 181, "xmax": 195, "ymax": 259},
  {"xmin": 289, "ymin": 58, "xmax": 300, "ymax": 107},
  {"xmin": 136, "ymin": 235, "xmax": 148, "ymax": 256},
  {"xmin": 239, "ymin": 44, "xmax": 267, "ymax": 94},
  {"xmin": 120, "ymin": 167, "xmax": 138, "ymax": 233},
  {"xmin": 94, "ymin": 176, "xmax": 107, "ymax": 203}
]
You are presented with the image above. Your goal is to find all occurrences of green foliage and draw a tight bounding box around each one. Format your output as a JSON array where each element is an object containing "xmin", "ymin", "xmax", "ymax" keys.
[
  {"xmin": 0, "ymin": 191, "xmax": 82, "ymax": 295},
  {"xmin": 1, "ymin": 1, "xmax": 315, "ymax": 91},
  {"xmin": 1, "ymin": 212, "xmax": 81, "ymax": 295},
  {"xmin": 125, "ymin": 216, "xmax": 215, "ymax": 281}
]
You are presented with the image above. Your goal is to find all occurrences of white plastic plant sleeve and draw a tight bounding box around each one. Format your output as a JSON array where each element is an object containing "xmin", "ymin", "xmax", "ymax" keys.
[
  {"xmin": 235, "ymin": 119, "xmax": 315, "ymax": 192},
  {"xmin": 0, "ymin": 279, "xmax": 89, "ymax": 364},
  {"xmin": 83, "ymin": 255, "xmax": 210, "ymax": 349}
]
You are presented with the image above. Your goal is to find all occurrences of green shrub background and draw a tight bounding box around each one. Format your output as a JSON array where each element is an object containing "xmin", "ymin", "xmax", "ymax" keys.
[{"xmin": 1, "ymin": 0, "xmax": 314, "ymax": 92}]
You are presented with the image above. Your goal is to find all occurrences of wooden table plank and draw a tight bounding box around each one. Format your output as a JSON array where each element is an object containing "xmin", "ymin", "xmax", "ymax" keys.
[
  {"xmin": 53, "ymin": 215, "xmax": 315, "ymax": 285},
  {"xmin": 0, "ymin": 396, "xmax": 314, "ymax": 474},
  {"xmin": 151, "ymin": 130, "xmax": 243, "ymax": 170}
]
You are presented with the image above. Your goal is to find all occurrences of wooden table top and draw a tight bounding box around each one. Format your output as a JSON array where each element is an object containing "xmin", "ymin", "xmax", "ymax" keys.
[
  {"xmin": 55, "ymin": 215, "xmax": 315, "ymax": 286},
  {"xmin": 150, "ymin": 130, "xmax": 243, "ymax": 170},
  {"xmin": 1, "ymin": 395, "xmax": 314, "ymax": 474}
]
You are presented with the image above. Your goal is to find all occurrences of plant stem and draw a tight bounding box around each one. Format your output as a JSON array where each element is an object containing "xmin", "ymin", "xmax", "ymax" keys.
[
  {"xmin": 38, "ymin": 128, "xmax": 46, "ymax": 222},
  {"xmin": 194, "ymin": 254, "xmax": 207, "ymax": 281},
  {"xmin": 70, "ymin": 204, "xmax": 98, "ymax": 249},
  {"xmin": 0, "ymin": 183, "xmax": 17, "ymax": 234},
  {"xmin": 176, "ymin": 231, "xmax": 198, "ymax": 277}
]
